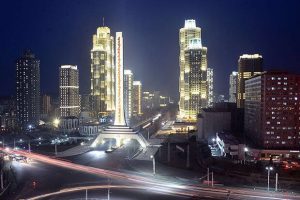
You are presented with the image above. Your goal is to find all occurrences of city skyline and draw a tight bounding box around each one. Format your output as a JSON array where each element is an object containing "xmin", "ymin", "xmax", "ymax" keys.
[
  {"xmin": 1, "ymin": 1, "xmax": 300, "ymax": 199},
  {"xmin": 1, "ymin": 0, "xmax": 300, "ymax": 99}
]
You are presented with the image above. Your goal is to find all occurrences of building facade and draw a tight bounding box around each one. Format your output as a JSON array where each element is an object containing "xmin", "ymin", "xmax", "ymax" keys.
[
  {"xmin": 41, "ymin": 94, "xmax": 51, "ymax": 119},
  {"xmin": 229, "ymin": 71, "xmax": 238, "ymax": 103},
  {"xmin": 16, "ymin": 50, "xmax": 40, "ymax": 129},
  {"xmin": 133, "ymin": 81, "xmax": 142, "ymax": 116},
  {"xmin": 59, "ymin": 65, "xmax": 80, "ymax": 117},
  {"xmin": 79, "ymin": 122, "xmax": 103, "ymax": 136},
  {"xmin": 124, "ymin": 69, "xmax": 133, "ymax": 125},
  {"xmin": 197, "ymin": 108, "xmax": 231, "ymax": 140},
  {"xmin": 237, "ymin": 54, "xmax": 263, "ymax": 108},
  {"xmin": 90, "ymin": 26, "xmax": 115, "ymax": 117},
  {"xmin": 59, "ymin": 116, "xmax": 80, "ymax": 133},
  {"xmin": 245, "ymin": 71, "xmax": 300, "ymax": 149},
  {"xmin": 184, "ymin": 38, "xmax": 208, "ymax": 120}
]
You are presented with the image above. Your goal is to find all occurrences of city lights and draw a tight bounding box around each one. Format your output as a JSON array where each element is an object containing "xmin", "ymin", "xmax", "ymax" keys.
[{"xmin": 0, "ymin": 1, "xmax": 300, "ymax": 200}]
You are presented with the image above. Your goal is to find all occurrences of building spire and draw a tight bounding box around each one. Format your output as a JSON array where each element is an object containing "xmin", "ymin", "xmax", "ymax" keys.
[{"xmin": 102, "ymin": 17, "xmax": 105, "ymax": 27}]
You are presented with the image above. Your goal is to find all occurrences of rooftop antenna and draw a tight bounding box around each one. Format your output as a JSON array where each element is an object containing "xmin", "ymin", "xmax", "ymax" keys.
[{"xmin": 102, "ymin": 17, "xmax": 105, "ymax": 27}]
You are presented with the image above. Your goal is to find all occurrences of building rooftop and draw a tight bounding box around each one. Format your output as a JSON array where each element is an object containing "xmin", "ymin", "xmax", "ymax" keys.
[{"xmin": 239, "ymin": 54, "xmax": 262, "ymax": 59}]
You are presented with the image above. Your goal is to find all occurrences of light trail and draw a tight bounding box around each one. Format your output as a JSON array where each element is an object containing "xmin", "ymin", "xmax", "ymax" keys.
[
  {"xmin": 2, "ymin": 147, "xmax": 300, "ymax": 200},
  {"xmin": 25, "ymin": 185, "xmax": 146, "ymax": 200}
]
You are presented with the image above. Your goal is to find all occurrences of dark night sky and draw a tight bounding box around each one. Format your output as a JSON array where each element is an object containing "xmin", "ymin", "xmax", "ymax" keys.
[{"xmin": 1, "ymin": 0, "xmax": 300, "ymax": 100}]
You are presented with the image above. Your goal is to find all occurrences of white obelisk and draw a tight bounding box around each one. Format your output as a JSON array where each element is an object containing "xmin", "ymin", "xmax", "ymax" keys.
[{"xmin": 114, "ymin": 32, "xmax": 126, "ymax": 126}]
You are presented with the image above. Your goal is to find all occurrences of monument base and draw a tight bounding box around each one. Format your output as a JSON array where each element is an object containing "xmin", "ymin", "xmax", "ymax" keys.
[{"xmin": 91, "ymin": 125, "xmax": 149, "ymax": 149}]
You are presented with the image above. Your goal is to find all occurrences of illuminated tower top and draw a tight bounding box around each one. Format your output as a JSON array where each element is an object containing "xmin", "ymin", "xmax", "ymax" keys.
[{"xmin": 184, "ymin": 19, "xmax": 196, "ymax": 29}]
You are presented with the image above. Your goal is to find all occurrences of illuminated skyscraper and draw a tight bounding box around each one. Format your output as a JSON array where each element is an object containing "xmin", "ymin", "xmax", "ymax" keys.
[
  {"xmin": 90, "ymin": 26, "xmax": 115, "ymax": 117},
  {"xmin": 207, "ymin": 68, "xmax": 214, "ymax": 107},
  {"xmin": 179, "ymin": 20, "xmax": 208, "ymax": 121},
  {"xmin": 133, "ymin": 81, "xmax": 142, "ymax": 116},
  {"xmin": 179, "ymin": 20, "xmax": 201, "ymax": 119},
  {"xmin": 229, "ymin": 71, "xmax": 238, "ymax": 103},
  {"xmin": 16, "ymin": 50, "xmax": 40, "ymax": 129},
  {"xmin": 124, "ymin": 69, "xmax": 133, "ymax": 125},
  {"xmin": 237, "ymin": 54, "xmax": 263, "ymax": 108},
  {"xmin": 184, "ymin": 38, "xmax": 208, "ymax": 120},
  {"xmin": 59, "ymin": 65, "xmax": 80, "ymax": 117}
]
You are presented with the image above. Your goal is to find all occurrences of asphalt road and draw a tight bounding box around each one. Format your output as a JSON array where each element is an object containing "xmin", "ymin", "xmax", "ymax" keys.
[{"xmin": 3, "ymin": 141, "xmax": 300, "ymax": 200}]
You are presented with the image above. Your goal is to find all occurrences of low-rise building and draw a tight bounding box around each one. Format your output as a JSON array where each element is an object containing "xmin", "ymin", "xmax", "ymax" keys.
[
  {"xmin": 79, "ymin": 122, "xmax": 103, "ymax": 136},
  {"xmin": 59, "ymin": 116, "xmax": 80, "ymax": 133}
]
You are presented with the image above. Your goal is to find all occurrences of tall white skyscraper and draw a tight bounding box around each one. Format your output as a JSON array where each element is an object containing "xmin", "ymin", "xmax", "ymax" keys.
[
  {"xmin": 229, "ymin": 71, "xmax": 238, "ymax": 103},
  {"xmin": 124, "ymin": 69, "xmax": 133, "ymax": 125},
  {"xmin": 59, "ymin": 65, "xmax": 80, "ymax": 117},
  {"xmin": 179, "ymin": 19, "xmax": 208, "ymax": 121}
]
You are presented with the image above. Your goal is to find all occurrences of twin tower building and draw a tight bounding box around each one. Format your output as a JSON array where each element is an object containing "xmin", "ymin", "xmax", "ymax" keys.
[{"xmin": 179, "ymin": 19, "xmax": 213, "ymax": 122}]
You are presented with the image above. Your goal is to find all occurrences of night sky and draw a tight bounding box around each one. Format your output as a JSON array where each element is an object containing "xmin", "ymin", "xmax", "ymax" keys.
[{"xmin": 1, "ymin": 0, "xmax": 300, "ymax": 100}]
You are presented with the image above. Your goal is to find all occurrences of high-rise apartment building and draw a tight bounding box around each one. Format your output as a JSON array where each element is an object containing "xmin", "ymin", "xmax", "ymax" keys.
[
  {"xmin": 179, "ymin": 19, "xmax": 202, "ymax": 119},
  {"xmin": 237, "ymin": 54, "xmax": 263, "ymax": 108},
  {"xmin": 245, "ymin": 71, "xmax": 300, "ymax": 149},
  {"xmin": 229, "ymin": 71, "xmax": 238, "ymax": 103},
  {"xmin": 59, "ymin": 65, "xmax": 80, "ymax": 117},
  {"xmin": 124, "ymin": 69, "xmax": 133, "ymax": 125},
  {"xmin": 207, "ymin": 68, "xmax": 214, "ymax": 107},
  {"xmin": 16, "ymin": 50, "xmax": 40, "ymax": 129},
  {"xmin": 90, "ymin": 26, "xmax": 115, "ymax": 117},
  {"xmin": 133, "ymin": 81, "xmax": 142, "ymax": 116}
]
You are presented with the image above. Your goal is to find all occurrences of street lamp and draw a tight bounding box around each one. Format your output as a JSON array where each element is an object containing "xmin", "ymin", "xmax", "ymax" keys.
[
  {"xmin": 53, "ymin": 118, "xmax": 60, "ymax": 128},
  {"xmin": 266, "ymin": 166, "xmax": 273, "ymax": 191},
  {"xmin": 150, "ymin": 155, "xmax": 156, "ymax": 175},
  {"xmin": 244, "ymin": 147, "xmax": 249, "ymax": 164}
]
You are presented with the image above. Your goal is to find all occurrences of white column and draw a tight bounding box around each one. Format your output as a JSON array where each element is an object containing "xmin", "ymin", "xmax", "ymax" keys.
[{"xmin": 114, "ymin": 32, "xmax": 126, "ymax": 126}]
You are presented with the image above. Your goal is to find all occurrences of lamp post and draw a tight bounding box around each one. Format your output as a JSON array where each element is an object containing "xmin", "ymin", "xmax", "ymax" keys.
[
  {"xmin": 28, "ymin": 140, "xmax": 31, "ymax": 153},
  {"xmin": 266, "ymin": 166, "xmax": 273, "ymax": 191},
  {"xmin": 150, "ymin": 155, "xmax": 156, "ymax": 175},
  {"xmin": 244, "ymin": 147, "xmax": 249, "ymax": 164}
]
